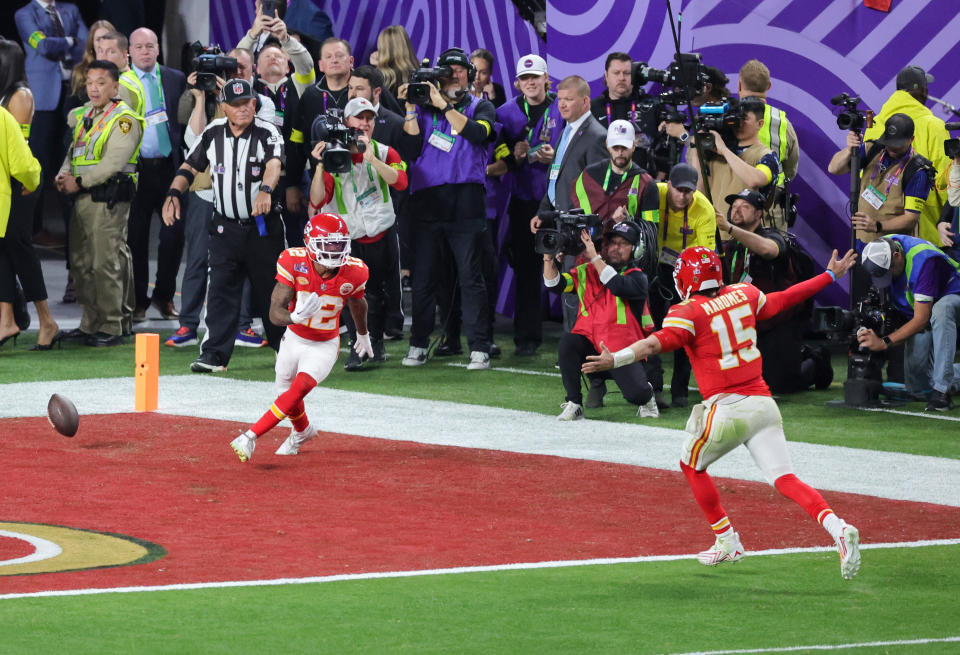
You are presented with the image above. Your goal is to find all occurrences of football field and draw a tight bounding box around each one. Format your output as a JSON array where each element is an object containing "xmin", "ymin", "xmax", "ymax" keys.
[{"xmin": 1, "ymin": 336, "xmax": 959, "ymax": 653}]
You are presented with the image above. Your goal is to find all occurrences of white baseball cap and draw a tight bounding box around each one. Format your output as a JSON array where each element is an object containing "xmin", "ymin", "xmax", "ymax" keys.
[
  {"xmin": 861, "ymin": 239, "xmax": 893, "ymax": 288},
  {"xmin": 516, "ymin": 54, "xmax": 547, "ymax": 77},
  {"xmin": 344, "ymin": 97, "xmax": 378, "ymax": 119},
  {"xmin": 606, "ymin": 119, "xmax": 635, "ymax": 149}
]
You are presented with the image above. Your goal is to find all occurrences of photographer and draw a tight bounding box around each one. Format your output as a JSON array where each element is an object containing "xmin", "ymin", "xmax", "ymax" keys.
[
  {"xmin": 686, "ymin": 96, "xmax": 780, "ymax": 238},
  {"xmin": 858, "ymin": 236, "xmax": 960, "ymax": 411},
  {"xmin": 543, "ymin": 221, "xmax": 658, "ymax": 420},
  {"xmin": 307, "ymin": 97, "xmax": 408, "ymax": 370},
  {"xmin": 590, "ymin": 53, "xmax": 659, "ymax": 174},
  {"xmin": 738, "ymin": 59, "xmax": 799, "ymax": 232},
  {"xmin": 396, "ymin": 47, "xmax": 496, "ymax": 370},
  {"xmin": 162, "ymin": 78, "xmax": 285, "ymax": 373},
  {"xmin": 828, "ymin": 114, "xmax": 933, "ymax": 245},
  {"xmin": 719, "ymin": 189, "xmax": 829, "ymax": 393},
  {"xmin": 238, "ymin": 0, "xmax": 316, "ymax": 97}
]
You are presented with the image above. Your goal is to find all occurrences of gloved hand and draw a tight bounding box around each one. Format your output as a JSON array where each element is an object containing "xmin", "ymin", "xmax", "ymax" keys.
[
  {"xmin": 289, "ymin": 292, "xmax": 323, "ymax": 324},
  {"xmin": 354, "ymin": 332, "xmax": 374, "ymax": 358}
]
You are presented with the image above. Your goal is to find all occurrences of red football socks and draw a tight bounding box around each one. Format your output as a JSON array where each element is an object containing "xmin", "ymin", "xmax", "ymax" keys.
[
  {"xmin": 250, "ymin": 373, "xmax": 318, "ymax": 437},
  {"xmin": 680, "ymin": 461, "xmax": 731, "ymax": 535},
  {"xmin": 774, "ymin": 473, "xmax": 830, "ymax": 522}
]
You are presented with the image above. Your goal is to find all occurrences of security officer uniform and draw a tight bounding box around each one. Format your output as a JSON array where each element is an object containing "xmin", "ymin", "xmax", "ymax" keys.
[{"xmin": 61, "ymin": 98, "xmax": 143, "ymax": 345}]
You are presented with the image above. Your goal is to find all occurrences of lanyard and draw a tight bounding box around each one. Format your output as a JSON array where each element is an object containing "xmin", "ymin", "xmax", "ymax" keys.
[
  {"xmin": 348, "ymin": 159, "xmax": 376, "ymax": 194},
  {"xmin": 869, "ymin": 148, "xmax": 912, "ymax": 194},
  {"xmin": 78, "ymin": 100, "xmax": 121, "ymax": 143},
  {"xmin": 432, "ymin": 110, "xmax": 455, "ymax": 138},
  {"xmin": 153, "ymin": 63, "xmax": 165, "ymax": 108},
  {"xmin": 662, "ymin": 204, "xmax": 691, "ymax": 249},
  {"xmin": 603, "ymin": 163, "xmax": 628, "ymax": 192},
  {"xmin": 522, "ymin": 97, "xmax": 549, "ymax": 143},
  {"xmin": 605, "ymin": 100, "xmax": 636, "ymax": 126}
]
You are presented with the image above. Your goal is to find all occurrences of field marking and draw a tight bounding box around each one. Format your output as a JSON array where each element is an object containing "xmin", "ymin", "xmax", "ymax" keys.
[
  {"xmin": 0, "ymin": 530, "xmax": 62, "ymax": 567},
  {"xmin": 1, "ymin": 538, "xmax": 957, "ymax": 601},
  {"xmin": 857, "ymin": 406, "xmax": 960, "ymax": 423},
  {"xmin": 662, "ymin": 635, "xmax": 960, "ymax": 654}
]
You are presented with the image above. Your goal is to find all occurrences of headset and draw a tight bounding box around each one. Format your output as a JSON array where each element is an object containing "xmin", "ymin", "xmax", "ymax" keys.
[{"xmin": 437, "ymin": 47, "xmax": 476, "ymax": 85}]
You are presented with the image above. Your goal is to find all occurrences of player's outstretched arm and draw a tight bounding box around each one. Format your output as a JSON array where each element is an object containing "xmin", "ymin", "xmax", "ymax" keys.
[
  {"xmin": 582, "ymin": 337, "xmax": 662, "ymax": 373},
  {"xmin": 758, "ymin": 249, "xmax": 858, "ymax": 321},
  {"xmin": 826, "ymin": 248, "xmax": 858, "ymax": 279}
]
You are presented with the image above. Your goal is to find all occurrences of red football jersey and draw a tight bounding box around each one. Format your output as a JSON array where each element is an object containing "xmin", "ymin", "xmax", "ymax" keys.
[
  {"xmin": 276, "ymin": 247, "xmax": 369, "ymax": 342},
  {"xmin": 654, "ymin": 282, "xmax": 771, "ymax": 399}
]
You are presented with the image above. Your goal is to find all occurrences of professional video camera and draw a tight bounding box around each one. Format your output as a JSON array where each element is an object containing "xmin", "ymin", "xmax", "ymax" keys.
[
  {"xmin": 943, "ymin": 121, "xmax": 960, "ymax": 158},
  {"xmin": 692, "ymin": 99, "xmax": 742, "ymax": 152},
  {"xmin": 830, "ymin": 93, "xmax": 873, "ymax": 133},
  {"xmin": 311, "ymin": 109, "xmax": 365, "ymax": 175},
  {"xmin": 632, "ymin": 52, "xmax": 708, "ymax": 93},
  {"xmin": 534, "ymin": 209, "xmax": 602, "ymax": 256},
  {"xmin": 188, "ymin": 42, "xmax": 238, "ymax": 93},
  {"xmin": 812, "ymin": 286, "xmax": 892, "ymax": 406},
  {"xmin": 407, "ymin": 59, "xmax": 453, "ymax": 106}
]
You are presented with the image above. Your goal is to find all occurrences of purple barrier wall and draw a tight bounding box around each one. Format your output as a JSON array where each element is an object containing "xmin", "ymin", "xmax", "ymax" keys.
[{"xmin": 548, "ymin": 0, "xmax": 960, "ymax": 305}]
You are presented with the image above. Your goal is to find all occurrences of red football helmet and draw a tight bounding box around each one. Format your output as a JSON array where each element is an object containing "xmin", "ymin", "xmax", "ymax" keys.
[
  {"xmin": 304, "ymin": 213, "xmax": 351, "ymax": 268},
  {"xmin": 673, "ymin": 246, "xmax": 723, "ymax": 300}
]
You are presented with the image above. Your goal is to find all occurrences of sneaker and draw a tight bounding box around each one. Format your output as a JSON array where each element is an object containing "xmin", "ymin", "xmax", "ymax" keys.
[
  {"xmin": 557, "ymin": 401, "xmax": 584, "ymax": 421},
  {"xmin": 585, "ymin": 378, "xmax": 606, "ymax": 409},
  {"xmin": 165, "ymin": 326, "xmax": 198, "ymax": 347},
  {"xmin": 275, "ymin": 425, "xmax": 318, "ymax": 455},
  {"xmin": 671, "ymin": 395, "xmax": 689, "ymax": 408},
  {"xmin": 190, "ymin": 352, "xmax": 226, "ymax": 372},
  {"xmin": 383, "ymin": 326, "xmax": 403, "ymax": 341},
  {"xmin": 434, "ymin": 340, "xmax": 463, "ymax": 357},
  {"xmin": 235, "ymin": 328, "xmax": 267, "ymax": 348},
  {"xmin": 925, "ymin": 390, "xmax": 953, "ymax": 412},
  {"xmin": 489, "ymin": 342, "xmax": 501, "ymax": 358},
  {"xmin": 402, "ymin": 346, "xmax": 428, "ymax": 366},
  {"xmin": 638, "ymin": 388, "xmax": 660, "ymax": 418},
  {"xmin": 344, "ymin": 348, "xmax": 363, "ymax": 371},
  {"xmin": 230, "ymin": 432, "xmax": 256, "ymax": 462},
  {"xmin": 371, "ymin": 339, "xmax": 387, "ymax": 363},
  {"xmin": 654, "ymin": 390, "xmax": 669, "ymax": 411},
  {"xmin": 836, "ymin": 522, "xmax": 861, "ymax": 580},
  {"xmin": 466, "ymin": 350, "xmax": 490, "ymax": 370},
  {"xmin": 697, "ymin": 531, "xmax": 745, "ymax": 566}
]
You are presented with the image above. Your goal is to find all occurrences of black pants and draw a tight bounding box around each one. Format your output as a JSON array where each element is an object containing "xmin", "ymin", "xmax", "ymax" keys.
[
  {"xmin": 648, "ymin": 264, "xmax": 691, "ymax": 398},
  {"xmin": 127, "ymin": 157, "xmax": 184, "ymax": 307},
  {"xmin": 29, "ymin": 89, "xmax": 68, "ymax": 235},
  {"xmin": 558, "ymin": 332, "xmax": 652, "ymax": 405},
  {"xmin": 340, "ymin": 229, "xmax": 401, "ymax": 342},
  {"xmin": 201, "ymin": 213, "xmax": 285, "ymax": 365},
  {"xmin": 507, "ymin": 196, "xmax": 543, "ymax": 347},
  {"xmin": 0, "ymin": 184, "xmax": 46, "ymax": 303}
]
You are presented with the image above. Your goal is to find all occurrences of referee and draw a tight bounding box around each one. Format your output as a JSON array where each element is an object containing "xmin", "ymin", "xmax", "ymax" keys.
[{"xmin": 162, "ymin": 78, "xmax": 286, "ymax": 372}]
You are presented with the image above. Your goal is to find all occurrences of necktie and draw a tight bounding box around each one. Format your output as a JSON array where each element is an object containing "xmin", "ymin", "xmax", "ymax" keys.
[
  {"xmin": 46, "ymin": 3, "xmax": 65, "ymax": 37},
  {"xmin": 547, "ymin": 124, "xmax": 573, "ymax": 205},
  {"xmin": 147, "ymin": 72, "xmax": 172, "ymax": 157}
]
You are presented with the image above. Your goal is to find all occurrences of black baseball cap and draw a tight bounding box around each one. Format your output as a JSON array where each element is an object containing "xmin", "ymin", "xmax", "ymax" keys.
[
  {"xmin": 222, "ymin": 78, "xmax": 256, "ymax": 103},
  {"xmin": 669, "ymin": 163, "xmax": 698, "ymax": 191},
  {"xmin": 877, "ymin": 113, "xmax": 915, "ymax": 148},
  {"xmin": 605, "ymin": 220, "xmax": 641, "ymax": 245},
  {"xmin": 724, "ymin": 189, "xmax": 765, "ymax": 210},
  {"xmin": 896, "ymin": 65, "xmax": 933, "ymax": 92}
]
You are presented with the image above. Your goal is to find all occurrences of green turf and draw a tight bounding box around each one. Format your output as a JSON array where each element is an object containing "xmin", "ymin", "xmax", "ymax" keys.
[
  {"xmin": 3, "ymin": 546, "xmax": 958, "ymax": 654},
  {"xmin": 3, "ymin": 326, "xmax": 957, "ymax": 459}
]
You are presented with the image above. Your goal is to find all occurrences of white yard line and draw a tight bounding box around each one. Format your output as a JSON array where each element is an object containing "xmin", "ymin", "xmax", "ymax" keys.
[
  {"xmin": 661, "ymin": 635, "xmax": 960, "ymax": 654},
  {"xmin": 1, "ymin": 538, "xmax": 957, "ymax": 601},
  {"xmin": 3, "ymin": 376, "xmax": 959, "ymax": 507}
]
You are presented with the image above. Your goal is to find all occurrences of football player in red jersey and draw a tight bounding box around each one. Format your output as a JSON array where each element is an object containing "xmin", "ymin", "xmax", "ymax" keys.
[
  {"xmin": 230, "ymin": 213, "xmax": 372, "ymax": 462},
  {"xmin": 584, "ymin": 246, "xmax": 866, "ymax": 579}
]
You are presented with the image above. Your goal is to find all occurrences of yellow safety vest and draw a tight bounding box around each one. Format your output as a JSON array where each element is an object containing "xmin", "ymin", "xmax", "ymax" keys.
[
  {"xmin": 759, "ymin": 103, "xmax": 790, "ymax": 185},
  {"xmin": 119, "ymin": 70, "xmax": 146, "ymax": 117},
  {"xmin": 70, "ymin": 101, "xmax": 143, "ymax": 182}
]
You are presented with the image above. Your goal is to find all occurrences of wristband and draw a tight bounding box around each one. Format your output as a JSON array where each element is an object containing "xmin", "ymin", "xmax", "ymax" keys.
[
  {"xmin": 875, "ymin": 221, "xmax": 883, "ymax": 233},
  {"xmin": 590, "ymin": 255, "xmax": 602, "ymax": 264},
  {"xmin": 442, "ymin": 104, "xmax": 454, "ymax": 113},
  {"xmin": 825, "ymin": 269, "xmax": 837, "ymax": 281},
  {"xmin": 882, "ymin": 335, "xmax": 892, "ymax": 347},
  {"xmin": 612, "ymin": 347, "xmax": 637, "ymax": 369},
  {"xmin": 259, "ymin": 184, "xmax": 273, "ymax": 195},
  {"xmin": 165, "ymin": 188, "xmax": 183, "ymax": 200},
  {"xmin": 174, "ymin": 169, "xmax": 195, "ymax": 186}
]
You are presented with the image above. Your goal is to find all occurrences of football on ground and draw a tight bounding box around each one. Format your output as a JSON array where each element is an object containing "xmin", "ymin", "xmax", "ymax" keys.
[{"xmin": 47, "ymin": 393, "xmax": 80, "ymax": 437}]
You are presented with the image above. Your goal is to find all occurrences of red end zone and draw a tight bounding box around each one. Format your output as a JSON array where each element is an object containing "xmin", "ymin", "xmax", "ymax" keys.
[{"xmin": 2, "ymin": 413, "xmax": 959, "ymax": 593}]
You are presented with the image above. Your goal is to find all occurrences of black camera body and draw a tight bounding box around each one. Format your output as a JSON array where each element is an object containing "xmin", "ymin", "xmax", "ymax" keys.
[
  {"xmin": 812, "ymin": 286, "xmax": 892, "ymax": 405},
  {"xmin": 407, "ymin": 60, "xmax": 453, "ymax": 106},
  {"xmin": 831, "ymin": 93, "xmax": 873, "ymax": 133},
  {"xmin": 943, "ymin": 121, "xmax": 960, "ymax": 158},
  {"xmin": 693, "ymin": 100, "xmax": 741, "ymax": 152},
  {"xmin": 188, "ymin": 42, "xmax": 238, "ymax": 93},
  {"xmin": 632, "ymin": 52, "xmax": 707, "ymax": 93},
  {"xmin": 311, "ymin": 109, "xmax": 365, "ymax": 175},
  {"xmin": 535, "ymin": 209, "xmax": 602, "ymax": 256}
]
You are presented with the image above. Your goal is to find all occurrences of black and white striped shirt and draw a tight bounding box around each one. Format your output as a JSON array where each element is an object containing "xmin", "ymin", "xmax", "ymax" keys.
[{"xmin": 185, "ymin": 116, "xmax": 284, "ymax": 220}]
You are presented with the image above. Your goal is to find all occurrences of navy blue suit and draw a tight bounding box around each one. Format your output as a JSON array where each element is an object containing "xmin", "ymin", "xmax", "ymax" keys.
[{"xmin": 15, "ymin": 1, "xmax": 86, "ymax": 112}]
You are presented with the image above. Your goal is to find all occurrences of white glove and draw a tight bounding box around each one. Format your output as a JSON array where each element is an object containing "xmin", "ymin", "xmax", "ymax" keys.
[
  {"xmin": 289, "ymin": 292, "xmax": 322, "ymax": 323},
  {"xmin": 354, "ymin": 333, "xmax": 374, "ymax": 358}
]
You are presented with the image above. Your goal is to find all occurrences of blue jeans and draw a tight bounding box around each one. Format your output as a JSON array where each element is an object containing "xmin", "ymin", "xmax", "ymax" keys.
[{"xmin": 905, "ymin": 294, "xmax": 960, "ymax": 394}]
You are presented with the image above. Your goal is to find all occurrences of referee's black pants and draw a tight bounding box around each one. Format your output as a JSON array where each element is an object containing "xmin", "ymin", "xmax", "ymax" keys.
[
  {"xmin": 201, "ymin": 213, "xmax": 285, "ymax": 365},
  {"xmin": 558, "ymin": 332, "xmax": 652, "ymax": 406}
]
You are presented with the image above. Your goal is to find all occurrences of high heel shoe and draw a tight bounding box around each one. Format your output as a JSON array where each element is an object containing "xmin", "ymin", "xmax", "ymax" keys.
[
  {"xmin": 0, "ymin": 332, "xmax": 19, "ymax": 348},
  {"xmin": 30, "ymin": 330, "xmax": 62, "ymax": 351}
]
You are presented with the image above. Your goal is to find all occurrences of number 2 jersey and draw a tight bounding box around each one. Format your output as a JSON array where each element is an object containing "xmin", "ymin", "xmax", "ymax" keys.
[
  {"xmin": 275, "ymin": 247, "xmax": 369, "ymax": 342},
  {"xmin": 652, "ymin": 273, "xmax": 834, "ymax": 399}
]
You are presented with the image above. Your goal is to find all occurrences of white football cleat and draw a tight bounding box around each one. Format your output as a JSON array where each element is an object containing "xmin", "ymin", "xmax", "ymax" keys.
[
  {"xmin": 836, "ymin": 522, "xmax": 861, "ymax": 580},
  {"xmin": 697, "ymin": 531, "xmax": 745, "ymax": 566},
  {"xmin": 230, "ymin": 432, "xmax": 256, "ymax": 462},
  {"xmin": 637, "ymin": 392, "xmax": 659, "ymax": 418},
  {"xmin": 557, "ymin": 401, "xmax": 584, "ymax": 421},
  {"xmin": 275, "ymin": 425, "xmax": 318, "ymax": 456}
]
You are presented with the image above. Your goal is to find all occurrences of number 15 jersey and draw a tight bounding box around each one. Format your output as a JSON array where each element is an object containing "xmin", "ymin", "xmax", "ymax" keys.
[{"xmin": 276, "ymin": 247, "xmax": 369, "ymax": 342}]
